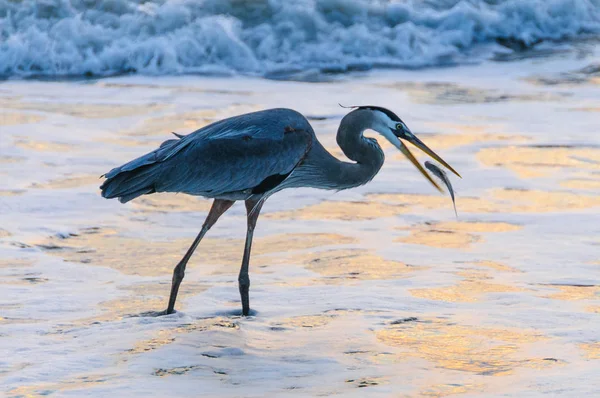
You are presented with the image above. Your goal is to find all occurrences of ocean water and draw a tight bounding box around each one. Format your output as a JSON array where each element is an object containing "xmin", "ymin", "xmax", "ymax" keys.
[
  {"xmin": 1, "ymin": 0, "xmax": 600, "ymax": 79},
  {"xmin": 1, "ymin": 49, "xmax": 600, "ymax": 396},
  {"xmin": 2, "ymin": 1, "xmax": 600, "ymax": 396}
]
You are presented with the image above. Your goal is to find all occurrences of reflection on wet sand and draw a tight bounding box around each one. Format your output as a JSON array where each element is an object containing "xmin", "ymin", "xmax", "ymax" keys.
[
  {"xmin": 14, "ymin": 138, "xmax": 75, "ymax": 152},
  {"xmin": 77, "ymin": 281, "xmax": 210, "ymax": 324},
  {"xmin": 371, "ymin": 192, "xmax": 490, "ymax": 213},
  {"xmin": 0, "ymin": 257, "xmax": 34, "ymax": 269},
  {"xmin": 293, "ymin": 249, "xmax": 412, "ymax": 281},
  {"xmin": 560, "ymin": 179, "xmax": 600, "ymax": 190},
  {"xmin": 0, "ymin": 97, "xmax": 167, "ymax": 119},
  {"xmin": 399, "ymin": 229, "xmax": 479, "ymax": 249},
  {"xmin": 474, "ymin": 260, "xmax": 521, "ymax": 273},
  {"xmin": 420, "ymin": 383, "xmax": 485, "ymax": 397},
  {"xmin": 419, "ymin": 383, "xmax": 485, "ymax": 398},
  {"xmin": 0, "ymin": 189, "xmax": 25, "ymax": 196},
  {"xmin": 579, "ymin": 342, "xmax": 600, "ymax": 360},
  {"xmin": 0, "ymin": 156, "xmax": 26, "ymax": 164},
  {"xmin": 335, "ymin": 127, "xmax": 529, "ymax": 155},
  {"xmin": 410, "ymin": 270, "xmax": 525, "ymax": 303},
  {"xmin": 3, "ymin": 63, "xmax": 600, "ymax": 397},
  {"xmin": 397, "ymin": 221, "xmax": 521, "ymax": 249},
  {"xmin": 588, "ymin": 306, "xmax": 600, "ymax": 314},
  {"xmin": 7, "ymin": 374, "xmax": 119, "ymax": 398},
  {"xmin": 434, "ymin": 221, "xmax": 521, "ymax": 233},
  {"xmin": 272, "ymin": 309, "xmax": 375, "ymax": 329},
  {"xmin": 28, "ymin": 174, "xmax": 100, "ymax": 189},
  {"xmin": 124, "ymin": 317, "xmax": 239, "ymax": 357},
  {"xmin": 0, "ymin": 111, "xmax": 45, "ymax": 125},
  {"xmin": 477, "ymin": 146, "xmax": 600, "ymax": 178},
  {"xmin": 377, "ymin": 319, "xmax": 552, "ymax": 375},
  {"xmin": 265, "ymin": 200, "xmax": 407, "ymax": 220},
  {"xmin": 400, "ymin": 130, "xmax": 529, "ymax": 152},
  {"xmin": 121, "ymin": 105, "xmax": 260, "ymax": 136},
  {"xmin": 372, "ymin": 188, "xmax": 600, "ymax": 213},
  {"xmin": 132, "ymin": 193, "xmax": 213, "ymax": 213},
  {"xmin": 544, "ymin": 285, "xmax": 600, "ymax": 300},
  {"xmin": 122, "ymin": 109, "xmax": 216, "ymax": 136},
  {"xmin": 493, "ymin": 189, "xmax": 600, "ymax": 212},
  {"xmin": 33, "ymin": 227, "xmax": 356, "ymax": 276}
]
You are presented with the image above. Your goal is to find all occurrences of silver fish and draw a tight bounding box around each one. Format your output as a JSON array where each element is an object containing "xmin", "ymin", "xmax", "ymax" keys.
[{"xmin": 425, "ymin": 161, "xmax": 457, "ymax": 217}]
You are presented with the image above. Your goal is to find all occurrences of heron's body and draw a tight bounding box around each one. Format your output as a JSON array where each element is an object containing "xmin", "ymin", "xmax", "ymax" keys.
[
  {"xmin": 101, "ymin": 106, "xmax": 459, "ymax": 316},
  {"xmin": 102, "ymin": 108, "xmax": 384, "ymax": 204}
]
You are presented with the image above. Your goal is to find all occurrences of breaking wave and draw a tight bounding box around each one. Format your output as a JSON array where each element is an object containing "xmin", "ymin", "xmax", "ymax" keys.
[{"xmin": 1, "ymin": 0, "xmax": 599, "ymax": 79}]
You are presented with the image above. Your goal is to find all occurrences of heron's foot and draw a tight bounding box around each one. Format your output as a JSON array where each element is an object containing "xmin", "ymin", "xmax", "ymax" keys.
[
  {"xmin": 239, "ymin": 283, "xmax": 250, "ymax": 317},
  {"xmin": 139, "ymin": 309, "xmax": 177, "ymax": 317}
]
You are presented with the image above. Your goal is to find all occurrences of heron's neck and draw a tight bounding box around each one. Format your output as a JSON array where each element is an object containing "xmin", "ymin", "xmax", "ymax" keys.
[
  {"xmin": 289, "ymin": 112, "xmax": 384, "ymax": 191},
  {"xmin": 322, "ymin": 114, "xmax": 384, "ymax": 190}
]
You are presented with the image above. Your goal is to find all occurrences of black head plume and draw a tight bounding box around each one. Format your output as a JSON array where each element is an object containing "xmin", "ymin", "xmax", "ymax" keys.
[{"xmin": 339, "ymin": 104, "xmax": 402, "ymax": 123}]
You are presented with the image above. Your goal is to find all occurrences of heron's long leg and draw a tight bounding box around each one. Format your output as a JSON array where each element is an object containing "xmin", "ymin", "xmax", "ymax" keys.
[
  {"xmin": 239, "ymin": 197, "xmax": 264, "ymax": 316},
  {"xmin": 164, "ymin": 199, "xmax": 234, "ymax": 315}
]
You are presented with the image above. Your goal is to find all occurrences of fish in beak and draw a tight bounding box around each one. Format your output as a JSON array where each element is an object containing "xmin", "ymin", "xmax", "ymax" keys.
[
  {"xmin": 393, "ymin": 123, "xmax": 461, "ymax": 190},
  {"xmin": 425, "ymin": 161, "xmax": 457, "ymax": 217}
]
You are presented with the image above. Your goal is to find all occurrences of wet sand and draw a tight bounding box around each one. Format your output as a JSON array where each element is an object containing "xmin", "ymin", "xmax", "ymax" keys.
[{"xmin": 1, "ymin": 55, "xmax": 599, "ymax": 397}]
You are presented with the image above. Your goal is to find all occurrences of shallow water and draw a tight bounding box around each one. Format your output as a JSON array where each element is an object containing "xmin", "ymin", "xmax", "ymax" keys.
[{"xmin": 1, "ymin": 53, "xmax": 600, "ymax": 397}]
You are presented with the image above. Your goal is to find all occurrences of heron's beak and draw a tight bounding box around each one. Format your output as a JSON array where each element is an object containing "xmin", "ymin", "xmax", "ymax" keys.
[
  {"xmin": 398, "ymin": 142, "xmax": 443, "ymax": 192},
  {"xmin": 395, "ymin": 126, "xmax": 461, "ymax": 178}
]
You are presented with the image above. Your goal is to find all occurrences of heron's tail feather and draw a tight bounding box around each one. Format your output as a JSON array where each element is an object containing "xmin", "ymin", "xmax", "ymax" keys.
[
  {"xmin": 117, "ymin": 187, "xmax": 155, "ymax": 203},
  {"xmin": 100, "ymin": 165, "xmax": 158, "ymax": 203},
  {"xmin": 100, "ymin": 136, "xmax": 189, "ymax": 203}
]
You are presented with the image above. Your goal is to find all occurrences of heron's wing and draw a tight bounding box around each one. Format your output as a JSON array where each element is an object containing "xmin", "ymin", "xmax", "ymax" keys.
[
  {"xmin": 156, "ymin": 128, "xmax": 313, "ymax": 196},
  {"xmin": 101, "ymin": 109, "xmax": 316, "ymax": 202},
  {"xmin": 103, "ymin": 135, "xmax": 193, "ymax": 179},
  {"xmin": 101, "ymin": 125, "xmax": 313, "ymax": 202}
]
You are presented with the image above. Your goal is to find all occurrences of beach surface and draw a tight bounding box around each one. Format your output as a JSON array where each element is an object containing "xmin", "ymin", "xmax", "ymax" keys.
[{"xmin": 1, "ymin": 53, "xmax": 600, "ymax": 396}]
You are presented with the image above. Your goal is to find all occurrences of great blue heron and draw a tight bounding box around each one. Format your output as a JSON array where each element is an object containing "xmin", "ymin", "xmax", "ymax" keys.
[{"xmin": 100, "ymin": 106, "xmax": 460, "ymax": 316}]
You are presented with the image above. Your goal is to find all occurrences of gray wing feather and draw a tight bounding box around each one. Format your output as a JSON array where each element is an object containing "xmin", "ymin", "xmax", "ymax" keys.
[
  {"xmin": 103, "ymin": 137, "xmax": 192, "ymax": 178},
  {"xmin": 101, "ymin": 108, "xmax": 314, "ymax": 202},
  {"xmin": 155, "ymin": 132, "xmax": 312, "ymax": 196}
]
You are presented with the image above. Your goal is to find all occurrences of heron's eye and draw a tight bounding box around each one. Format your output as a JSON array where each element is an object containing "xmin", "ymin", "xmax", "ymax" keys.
[{"xmin": 395, "ymin": 123, "xmax": 403, "ymax": 130}]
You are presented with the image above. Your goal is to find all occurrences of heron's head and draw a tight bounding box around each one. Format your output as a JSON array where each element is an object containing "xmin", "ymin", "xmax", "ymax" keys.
[{"xmin": 350, "ymin": 105, "xmax": 461, "ymax": 191}]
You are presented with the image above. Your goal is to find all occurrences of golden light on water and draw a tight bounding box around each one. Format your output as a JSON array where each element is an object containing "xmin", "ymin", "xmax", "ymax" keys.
[
  {"xmin": 579, "ymin": 342, "xmax": 600, "ymax": 360},
  {"xmin": 302, "ymin": 249, "xmax": 412, "ymax": 280},
  {"xmin": 28, "ymin": 174, "xmax": 100, "ymax": 189},
  {"xmin": 3, "ymin": 54, "xmax": 600, "ymax": 397},
  {"xmin": 544, "ymin": 285, "xmax": 600, "ymax": 301},
  {"xmin": 396, "ymin": 221, "xmax": 521, "ymax": 249},
  {"xmin": 265, "ymin": 200, "xmax": 407, "ymax": 220},
  {"xmin": 473, "ymin": 260, "xmax": 522, "ymax": 273},
  {"xmin": 410, "ymin": 277, "xmax": 524, "ymax": 303},
  {"xmin": 0, "ymin": 97, "xmax": 167, "ymax": 119},
  {"xmin": 376, "ymin": 320, "xmax": 549, "ymax": 376},
  {"xmin": 560, "ymin": 179, "xmax": 600, "ymax": 190},
  {"xmin": 33, "ymin": 228, "xmax": 356, "ymax": 276},
  {"xmin": 398, "ymin": 229, "xmax": 480, "ymax": 249},
  {"xmin": 420, "ymin": 383, "xmax": 486, "ymax": 397},
  {"xmin": 477, "ymin": 146, "xmax": 600, "ymax": 179},
  {"xmin": 0, "ymin": 111, "xmax": 45, "ymax": 125},
  {"xmin": 371, "ymin": 189, "xmax": 600, "ymax": 214},
  {"xmin": 14, "ymin": 139, "xmax": 75, "ymax": 152}
]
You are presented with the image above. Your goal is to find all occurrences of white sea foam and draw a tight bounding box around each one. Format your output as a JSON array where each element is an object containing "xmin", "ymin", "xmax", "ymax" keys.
[{"xmin": 1, "ymin": 0, "xmax": 599, "ymax": 79}]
